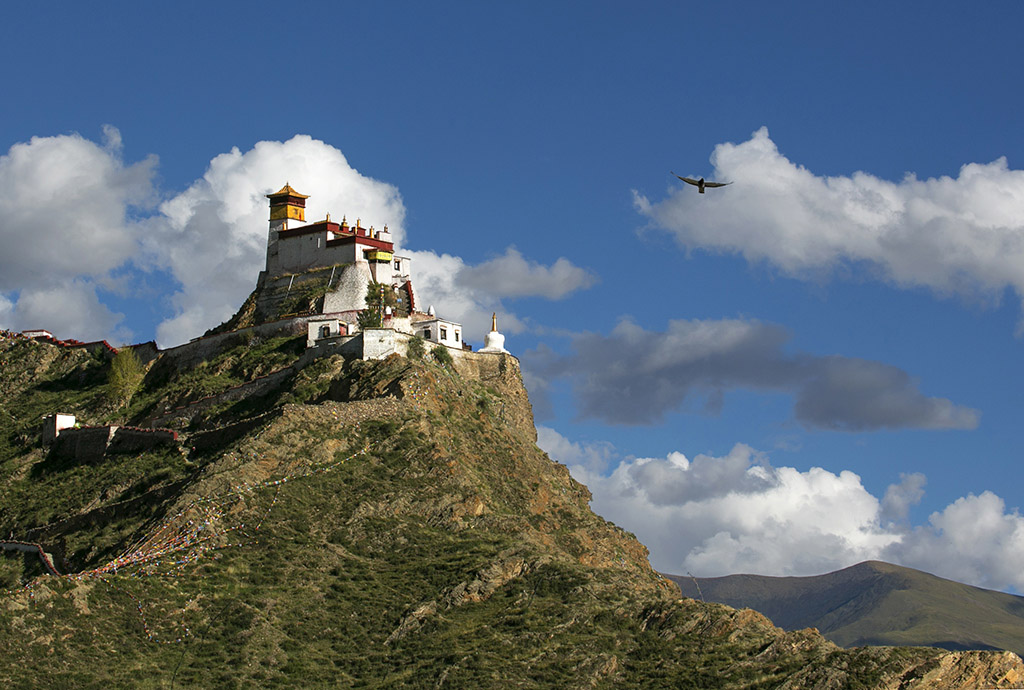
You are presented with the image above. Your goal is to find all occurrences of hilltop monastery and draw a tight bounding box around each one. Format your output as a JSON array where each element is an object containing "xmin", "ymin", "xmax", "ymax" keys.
[
  {"xmin": 18, "ymin": 183, "xmax": 508, "ymax": 361},
  {"xmin": 259, "ymin": 183, "xmax": 508, "ymax": 356}
]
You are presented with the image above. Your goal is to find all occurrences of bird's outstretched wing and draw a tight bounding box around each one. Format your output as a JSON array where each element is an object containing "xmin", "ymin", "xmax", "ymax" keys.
[
  {"xmin": 703, "ymin": 181, "xmax": 732, "ymax": 188},
  {"xmin": 671, "ymin": 172, "xmax": 700, "ymax": 186}
]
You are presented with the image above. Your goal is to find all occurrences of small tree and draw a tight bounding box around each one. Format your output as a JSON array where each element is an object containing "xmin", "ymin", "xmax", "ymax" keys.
[
  {"xmin": 407, "ymin": 335, "xmax": 425, "ymax": 360},
  {"xmin": 357, "ymin": 308, "xmax": 383, "ymax": 330},
  {"xmin": 358, "ymin": 281, "xmax": 398, "ymax": 330},
  {"xmin": 431, "ymin": 344, "xmax": 454, "ymax": 368},
  {"xmin": 107, "ymin": 347, "xmax": 145, "ymax": 410}
]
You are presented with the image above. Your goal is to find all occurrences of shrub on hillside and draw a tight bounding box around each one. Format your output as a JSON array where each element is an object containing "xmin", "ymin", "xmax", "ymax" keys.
[
  {"xmin": 431, "ymin": 344, "xmax": 454, "ymax": 368},
  {"xmin": 407, "ymin": 335, "xmax": 425, "ymax": 360}
]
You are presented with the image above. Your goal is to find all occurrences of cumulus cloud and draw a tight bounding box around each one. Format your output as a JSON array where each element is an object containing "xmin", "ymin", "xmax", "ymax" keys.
[
  {"xmin": 1, "ymin": 129, "xmax": 589, "ymax": 347},
  {"xmin": 536, "ymin": 425, "xmax": 615, "ymax": 473},
  {"xmin": 407, "ymin": 247, "xmax": 595, "ymax": 344},
  {"xmin": 458, "ymin": 247, "xmax": 597, "ymax": 299},
  {"xmin": 884, "ymin": 492, "xmax": 1024, "ymax": 592},
  {"xmin": 0, "ymin": 128, "xmax": 156, "ymax": 337},
  {"xmin": 5, "ymin": 281, "xmax": 129, "ymax": 343},
  {"xmin": 539, "ymin": 428, "xmax": 1024, "ymax": 591},
  {"xmin": 525, "ymin": 317, "xmax": 978, "ymax": 431},
  {"xmin": 404, "ymin": 250, "xmax": 526, "ymax": 342},
  {"xmin": 147, "ymin": 137, "xmax": 594, "ymax": 346},
  {"xmin": 880, "ymin": 472, "xmax": 926, "ymax": 523},
  {"xmin": 636, "ymin": 126, "xmax": 1024, "ymax": 314}
]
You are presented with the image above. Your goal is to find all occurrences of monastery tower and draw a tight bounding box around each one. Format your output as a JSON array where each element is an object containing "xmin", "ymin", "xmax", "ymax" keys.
[{"xmin": 265, "ymin": 184, "xmax": 309, "ymax": 273}]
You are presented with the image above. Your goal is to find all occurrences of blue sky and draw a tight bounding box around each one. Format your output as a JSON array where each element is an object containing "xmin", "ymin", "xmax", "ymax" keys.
[{"xmin": 4, "ymin": 2, "xmax": 1024, "ymax": 591}]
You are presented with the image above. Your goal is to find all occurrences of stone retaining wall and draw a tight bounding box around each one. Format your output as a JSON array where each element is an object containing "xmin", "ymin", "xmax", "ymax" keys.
[{"xmin": 50, "ymin": 426, "xmax": 178, "ymax": 463}]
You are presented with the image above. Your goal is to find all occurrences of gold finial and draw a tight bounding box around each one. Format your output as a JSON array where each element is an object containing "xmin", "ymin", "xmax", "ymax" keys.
[
  {"xmin": 383, "ymin": 224, "xmax": 388, "ymax": 232},
  {"xmin": 326, "ymin": 213, "xmax": 331, "ymax": 223},
  {"xmin": 491, "ymin": 313, "xmax": 497, "ymax": 332},
  {"xmin": 356, "ymin": 218, "xmax": 361, "ymax": 229}
]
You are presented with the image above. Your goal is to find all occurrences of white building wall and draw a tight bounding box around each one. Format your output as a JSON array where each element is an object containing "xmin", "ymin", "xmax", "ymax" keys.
[
  {"xmin": 416, "ymin": 319, "xmax": 463, "ymax": 348},
  {"xmin": 392, "ymin": 254, "xmax": 411, "ymax": 283},
  {"xmin": 383, "ymin": 315, "xmax": 412, "ymax": 335},
  {"xmin": 306, "ymin": 319, "xmax": 344, "ymax": 348},
  {"xmin": 368, "ymin": 260, "xmax": 391, "ymax": 283},
  {"xmin": 273, "ymin": 231, "xmax": 360, "ymax": 275},
  {"xmin": 42, "ymin": 413, "xmax": 77, "ymax": 445},
  {"xmin": 322, "ymin": 262, "xmax": 374, "ymax": 314},
  {"xmin": 362, "ymin": 328, "xmax": 402, "ymax": 360}
]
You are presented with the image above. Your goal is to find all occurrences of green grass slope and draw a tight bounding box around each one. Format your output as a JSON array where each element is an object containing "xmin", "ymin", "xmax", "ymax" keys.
[
  {"xmin": 2, "ymin": 335, "xmax": 1024, "ymax": 688},
  {"xmin": 667, "ymin": 561, "xmax": 1024, "ymax": 656}
]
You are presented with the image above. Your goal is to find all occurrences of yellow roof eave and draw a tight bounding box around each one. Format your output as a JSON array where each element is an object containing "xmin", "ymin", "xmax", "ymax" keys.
[{"xmin": 266, "ymin": 183, "xmax": 310, "ymax": 199}]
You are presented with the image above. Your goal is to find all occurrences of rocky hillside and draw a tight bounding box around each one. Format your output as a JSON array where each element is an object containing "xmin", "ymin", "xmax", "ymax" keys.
[
  {"xmin": 2, "ymin": 333, "xmax": 1024, "ymax": 688},
  {"xmin": 667, "ymin": 561, "xmax": 1024, "ymax": 658}
]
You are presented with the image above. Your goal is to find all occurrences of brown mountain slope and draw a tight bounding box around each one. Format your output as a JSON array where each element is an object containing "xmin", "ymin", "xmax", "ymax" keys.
[
  {"xmin": 2, "ymin": 334, "xmax": 1023, "ymax": 688},
  {"xmin": 668, "ymin": 561, "xmax": 1024, "ymax": 657}
]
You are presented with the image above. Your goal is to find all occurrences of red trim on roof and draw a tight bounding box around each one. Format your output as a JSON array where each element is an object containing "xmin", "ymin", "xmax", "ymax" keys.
[
  {"xmin": 277, "ymin": 222, "xmax": 337, "ymax": 239},
  {"xmin": 326, "ymin": 234, "xmax": 394, "ymax": 251},
  {"xmin": 278, "ymin": 221, "xmax": 395, "ymax": 251},
  {"xmin": 23, "ymin": 332, "xmax": 117, "ymax": 355}
]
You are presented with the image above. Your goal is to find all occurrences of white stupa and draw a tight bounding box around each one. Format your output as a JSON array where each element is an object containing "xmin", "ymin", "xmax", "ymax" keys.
[{"xmin": 479, "ymin": 313, "xmax": 508, "ymax": 353}]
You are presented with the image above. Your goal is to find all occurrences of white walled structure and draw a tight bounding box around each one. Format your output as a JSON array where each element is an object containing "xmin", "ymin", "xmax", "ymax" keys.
[
  {"xmin": 268, "ymin": 216, "xmax": 409, "ymax": 286},
  {"xmin": 306, "ymin": 319, "xmax": 347, "ymax": 348},
  {"xmin": 362, "ymin": 328, "xmax": 405, "ymax": 360},
  {"xmin": 261, "ymin": 183, "xmax": 468, "ymax": 350},
  {"xmin": 42, "ymin": 413, "xmax": 77, "ymax": 445},
  {"xmin": 479, "ymin": 313, "xmax": 508, "ymax": 353},
  {"xmin": 414, "ymin": 318, "xmax": 464, "ymax": 348}
]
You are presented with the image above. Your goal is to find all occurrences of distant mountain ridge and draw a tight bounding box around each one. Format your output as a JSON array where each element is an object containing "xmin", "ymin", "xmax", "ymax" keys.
[{"xmin": 667, "ymin": 561, "xmax": 1024, "ymax": 657}]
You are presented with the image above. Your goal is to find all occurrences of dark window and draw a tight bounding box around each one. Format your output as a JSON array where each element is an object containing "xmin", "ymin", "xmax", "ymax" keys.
[{"xmin": 440, "ymin": 327, "xmax": 447, "ymax": 340}]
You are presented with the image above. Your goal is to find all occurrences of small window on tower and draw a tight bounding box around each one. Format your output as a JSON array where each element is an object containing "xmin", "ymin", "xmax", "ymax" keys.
[
  {"xmin": 455, "ymin": 331, "xmax": 460, "ymax": 342},
  {"xmin": 394, "ymin": 259, "xmax": 401, "ymax": 270},
  {"xmin": 440, "ymin": 327, "xmax": 448, "ymax": 340}
]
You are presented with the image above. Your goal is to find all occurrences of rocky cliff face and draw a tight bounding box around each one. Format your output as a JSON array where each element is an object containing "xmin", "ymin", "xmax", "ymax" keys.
[
  {"xmin": 210, "ymin": 262, "xmax": 369, "ymax": 336},
  {"xmin": 1, "ymin": 334, "xmax": 1022, "ymax": 688}
]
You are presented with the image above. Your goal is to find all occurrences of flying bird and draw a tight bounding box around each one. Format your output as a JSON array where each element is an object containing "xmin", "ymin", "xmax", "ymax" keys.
[{"xmin": 671, "ymin": 172, "xmax": 732, "ymax": 194}]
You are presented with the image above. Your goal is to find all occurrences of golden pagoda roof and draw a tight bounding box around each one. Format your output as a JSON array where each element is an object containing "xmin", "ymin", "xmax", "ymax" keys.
[{"xmin": 266, "ymin": 183, "xmax": 310, "ymax": 199}]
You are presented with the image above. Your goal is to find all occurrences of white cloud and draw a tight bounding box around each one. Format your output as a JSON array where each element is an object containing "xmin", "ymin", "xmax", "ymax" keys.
[
  {"xmin": 458, "ymin": 247, "xmax": 597, "ymax": 299},
  {"xmin": 407, "ymin": 247, "xmax": 594, "ymax": 344},
  {"xmin": 880, "ymin": 472, "xmax": 927, "ymax": 523},
  {"xmin": 525, "ymin": 317, "xmax": 979, "ymax": 431},
  {"xmin": 0, "ymin": 293, "xmax": 14, "ymax": 325},
  {"xmin": 0, "ymin": 130, "xmax": 594, "ymax": 347},
  {"xmin": 541, "ymin": 427, "xmax": 1024, "ymax": 592},
  {"xmin": 7, "ymin": 281, "xmax": 130, "ymax": 343},
  {"xmin": 143, "ymin": 135, "xmax": 592, "ymax": 346},
  {"xmin": 0, "ymin": 128, "xmax": 156, "ymax": 337},
  {"xmin": 884, "ymin": 492, "xmax": 1024, "ymax": 592},
  {"xmin": 405, "ymin": 249, "xmax": 525, "ymax": 342},
  {"xmin": 636, "ymin": 127, "xmax": 1024, "ymax": 313},
  {"xmin": 537, "ymin": 425, "xmax": 615, "ymax": 473}
]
